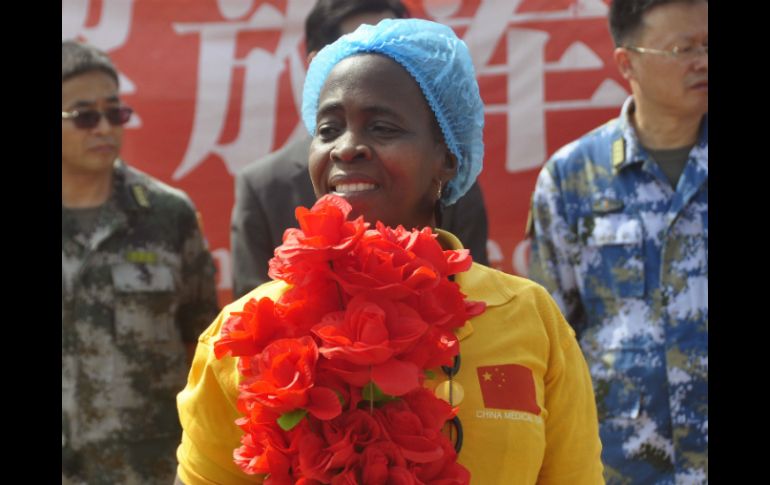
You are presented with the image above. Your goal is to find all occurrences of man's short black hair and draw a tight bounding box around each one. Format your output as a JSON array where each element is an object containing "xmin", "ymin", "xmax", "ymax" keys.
[
  {"xmin": 62, "ymin": 40, "xmax": 119, "ymax": 86},
  {"xmin": 608, "ymin": 0, "xmax": 706, "ymax": 47},
  {"xmin": 304, "ymin": 0, "xmax": 409, "ymax": 56}
]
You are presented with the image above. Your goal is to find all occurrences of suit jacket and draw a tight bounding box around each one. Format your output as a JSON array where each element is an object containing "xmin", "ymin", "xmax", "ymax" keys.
[{"xmin": 231, "ymin": 134, "xmax": 489, "ymax": 298}]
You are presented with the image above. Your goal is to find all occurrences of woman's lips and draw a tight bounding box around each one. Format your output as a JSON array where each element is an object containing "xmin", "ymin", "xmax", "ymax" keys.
[{"xmin": 328, "ymin": 174, "xmax": 380, "ymax": 195}]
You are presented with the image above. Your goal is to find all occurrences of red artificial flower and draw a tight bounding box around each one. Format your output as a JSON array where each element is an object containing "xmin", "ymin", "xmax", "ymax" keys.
[
  {"xmin": 375, "ymin": 401, "xmax": 444, "ymax": 464},
  {"xmin": 275, "ymin": 279, "xmax": 344, "ymax": 337},
  {"xmin": 232, "ymin": 416, "xmax": 292, "ymax": 477},
  {"xmin": 297, "ymin": 431, "xmax": 355, "ymax": 483},
  {"xmin": 330, "ymin": 471, "xmax": 358, "ymax": 485},
  {"xmin": 402, "ymin": 388, "xmax": 456, "ymax": 431},
  {"xmin": 242, "ymin": 336, "xmax": 342, "ymax": 420},
  {"xmin": 360, "ymin": 441, "xmax": 413, "ymax": 485},
  {"xmin": 269, "ymin": 195, "xmax": 368, "ymax": 285},
  {"xmin": 412, "ymin": 279, "xmax": 485, "ymax": 330},
  {"xmin": 232, "ymin": 400, "xmax": 303, "ymax": 477},
  {"xmin": 319, "ymin": 353, "xmax": 421, "ymax": 397},
  {"xmin": 216, "ymin": 195, "xmax": 479, "ymax": 485},
  {"xmin": 322, "ymin": 409, "xmax": 382, "ymax": 453},
  {"xmin": 411, "ymin": 437, "xmax": 471, "ymax": 485},
  {"xmin": 312, "ymin": 296, "xmax": 428, "ymax": 366},
  {"xmin": 376, "ymin": 224, "xmax": 463, "ymax": 278},
  {"xmin": 328, "ymin": 232, "xmax": 440, "ymax": 300},
  {"xmin": 400, "ymin": 326, "xmax": 460, "ymax": 370},
  {"xmin": 214, "ymin": 297, "xmax": 285, "ymax": 361}
]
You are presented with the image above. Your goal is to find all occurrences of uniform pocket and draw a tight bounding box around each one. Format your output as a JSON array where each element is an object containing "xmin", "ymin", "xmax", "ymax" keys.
[
  {"xmin": 591, "ymin": 348, "xmax": 646, "ymax": 422},
  {"xmin": 111, "ymin": 263, "xmax": 179, "ymax": 345},
  {"xmin": 580, "ymin": 214, "xmax": 645, "ymax": 299}
]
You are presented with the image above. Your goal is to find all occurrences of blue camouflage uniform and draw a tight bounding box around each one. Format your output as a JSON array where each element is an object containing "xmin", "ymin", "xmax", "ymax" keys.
[{"xmin": 528, "ymin": 97, "xmax": 707, "ymax": 484}]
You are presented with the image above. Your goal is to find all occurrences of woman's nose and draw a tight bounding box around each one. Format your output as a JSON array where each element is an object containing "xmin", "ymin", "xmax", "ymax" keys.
[{"xmin": 330, "ymin": 131, "xmax": 372, "ymax": 163}]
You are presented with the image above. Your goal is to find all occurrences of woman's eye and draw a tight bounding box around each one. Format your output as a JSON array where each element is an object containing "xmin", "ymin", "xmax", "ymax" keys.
[
  {"xmin": 317, "ymin": 124, "xmax": 340, "ymax": 140},
  {"xmin": 371, "ymin": 124, "xmax": 400, "ymax": 136}
]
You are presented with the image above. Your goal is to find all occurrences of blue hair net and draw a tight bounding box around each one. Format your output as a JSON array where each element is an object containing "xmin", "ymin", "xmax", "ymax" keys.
[{"xmin": 302, "ymin": 18, "xmax": 484, "ymax": 207}]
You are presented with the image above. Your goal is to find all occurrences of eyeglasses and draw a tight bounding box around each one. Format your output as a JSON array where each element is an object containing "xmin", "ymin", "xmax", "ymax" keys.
[
  {"xmin": 61, "ymin": 106, "xmax": 133, "ymax": 130},
  {"xmin": 626, "ymin": 44, "xmax": 708, "ymax": 60}
]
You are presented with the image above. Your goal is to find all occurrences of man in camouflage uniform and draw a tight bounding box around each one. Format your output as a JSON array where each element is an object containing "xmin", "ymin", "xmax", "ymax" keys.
[
  {"xmin": 62, "ymin": 40, "xmax": 219, "ymax": 484},
  {"xmin": 527, "ymin": 1, "xmax": 707, "ymax": 483}
]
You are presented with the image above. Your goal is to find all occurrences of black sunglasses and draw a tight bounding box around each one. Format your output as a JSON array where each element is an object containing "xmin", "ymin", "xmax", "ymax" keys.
[{"xmin": 61, "ymin": 106, "xmax": 133, "ymax": 130}]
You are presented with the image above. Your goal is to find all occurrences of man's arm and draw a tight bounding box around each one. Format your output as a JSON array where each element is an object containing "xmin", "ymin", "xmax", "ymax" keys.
[
  {"xmin": 177, "ymin": 206, "xmax": 220, "ymax": 347},
  {"xmin": 441, "ymin": 181, "xmax": 489, "ymax": 266},
  {"xmin": 527, "ymin": 164, "xmax": 586, "ymax": 335},
  {"xmin": 230, "ymin": 171, "xmax": 275, "ymax": 299}
]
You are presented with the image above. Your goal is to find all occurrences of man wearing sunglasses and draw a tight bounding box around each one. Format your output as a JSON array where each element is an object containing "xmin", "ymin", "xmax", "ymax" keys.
[
  {"xmin": 528, "ymin": 1, "xmax": 707, "ymax": 484},
  {"xmin": 62, "ymin": 40, "xmax": 219, "ymax": 484}
]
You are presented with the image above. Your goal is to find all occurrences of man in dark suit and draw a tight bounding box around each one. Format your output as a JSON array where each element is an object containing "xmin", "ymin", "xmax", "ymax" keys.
[{"xmin": 231, "ymin": 0, "xmax": 490, "ymax": 298}]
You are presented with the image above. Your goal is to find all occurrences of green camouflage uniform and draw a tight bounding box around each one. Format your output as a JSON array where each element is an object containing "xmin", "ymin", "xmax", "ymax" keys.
[{"xmin": 62, "ymin": 159, "xmax": 218, "ymax": 484}]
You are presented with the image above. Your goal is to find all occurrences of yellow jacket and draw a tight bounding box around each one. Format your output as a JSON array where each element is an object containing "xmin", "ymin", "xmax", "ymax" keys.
[{"xmin": 176, "ymin": 231, "xmax": 604, "ymax": 484}]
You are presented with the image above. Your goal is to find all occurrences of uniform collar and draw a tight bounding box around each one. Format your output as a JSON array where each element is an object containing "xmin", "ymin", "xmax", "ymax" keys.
[{"xmin": 612, "ymin": 97, "xmax": 708, "ymax": 174}]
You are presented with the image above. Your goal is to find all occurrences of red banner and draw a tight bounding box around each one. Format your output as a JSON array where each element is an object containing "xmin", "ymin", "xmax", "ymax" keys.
[{"xmin": 63, "ymin": 0, "xmax": 625, "ymax": 306}]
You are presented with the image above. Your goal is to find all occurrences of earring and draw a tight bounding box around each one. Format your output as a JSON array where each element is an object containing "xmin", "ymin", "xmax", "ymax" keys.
[{"xmin": 436, "ymin": 180, "xmax": 443, "ymax": 201}]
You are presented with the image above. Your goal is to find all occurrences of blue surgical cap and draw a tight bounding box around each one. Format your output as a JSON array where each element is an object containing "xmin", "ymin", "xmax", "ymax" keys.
[{"xmin": 302, "ymin": 18, "xmax": 484, "ymax": 207}]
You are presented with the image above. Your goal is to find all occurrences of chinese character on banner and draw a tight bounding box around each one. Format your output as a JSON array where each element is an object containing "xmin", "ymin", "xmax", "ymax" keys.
[{"xmin": 62, "ymin": 0, "xmax": 624, "ymax": 306}]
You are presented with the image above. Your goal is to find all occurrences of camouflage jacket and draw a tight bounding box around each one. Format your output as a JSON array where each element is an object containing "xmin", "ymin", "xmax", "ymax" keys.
[
  {"xmin": 528, "ymin": 98, "xmax": 708, "ymax": 485},
  {"xmin": 62, "ymin": 159, "xmax": 219, "ymax": 484}
]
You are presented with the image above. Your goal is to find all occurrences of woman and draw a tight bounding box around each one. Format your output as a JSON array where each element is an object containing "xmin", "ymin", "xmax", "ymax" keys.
[{"xmin": 176, "ymin": 19, "xmax": 603, "ymax": 485}]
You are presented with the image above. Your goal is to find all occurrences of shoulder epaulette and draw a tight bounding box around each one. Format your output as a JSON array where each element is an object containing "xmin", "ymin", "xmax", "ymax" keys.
[{"xmin": 130, "ymin": 184, "xmax": 151, "ymax": 208}]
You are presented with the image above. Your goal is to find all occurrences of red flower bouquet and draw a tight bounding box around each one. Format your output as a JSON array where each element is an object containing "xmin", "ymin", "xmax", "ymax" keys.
[{"xmin": 215, "ymin": 194, "xmax": 485, "ymax": 484}]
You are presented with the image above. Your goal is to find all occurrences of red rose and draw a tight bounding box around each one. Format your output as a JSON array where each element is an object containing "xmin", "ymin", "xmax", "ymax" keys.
[
  {"xmin": 375, "ymin": 223, "xmax": 474, "ymax": 278},
  {"xmin": 330, "ymin": 470, "xmax": 359, "ymax": 485},
  {"xmin": 223, "ymin": 195, "xmax": 483, "ymax": 484},
  {"xmin": 329, "ymin": 231, "xmax": 439, "ymax": 300},
  {"xmin": 242, "ymin": 336, "xmax": 341, "ymax": 420},
  {"xmin": 375, "ymin": 401, "xmax": 444, "ymax": 464},
  {"xmin": 411, "ymin": 438, "xmax": 471, "ymax": 485},
  {"xmin": 275, "ymin": 279, "xmax": 344, "ymax": 337},
  {"xmin": 320, "ymin": 354, "xmax": 421, "ymax": 397},
  {"xmin": 360, "ymin": 441, "xmax": 412, "ymax": 485},
  {"xmin": 322, "ymin": 409, "xmax": 382, "ymax": 453},
  {"xmin": 400, "ymin": 326, "xmax": 459, "ymax": 369},
  {"xmin": 215, "ymin": 297, "xmax": 285, "ymax": 362},
  {"xmin": 313, "ymin": 296, "xmax": 428, "ymax": 366},
  {"xmin": 402, "ymin": 388, "xmax": 455, "ymax": 431},
  {"xmin": 269, "ymin": 195, "xmax": 368, "ymax": 285},
  {"xmin": 232, "ymin": 401, "xmax": 301, "ymax": 477},
  {"xmin": 232, "ymin": 417, "xmax": 291, "ymax": 477},
  {"xmin": 297, "ymin": 431, "xmax": 355, "ymax": 483},
  {"xmin": 412, "ymin": 279, "xmax": 485, "ymax": 330},
  {"xmin": 317, "ymin": 358, "xmax": 371, "ymax": 389}
]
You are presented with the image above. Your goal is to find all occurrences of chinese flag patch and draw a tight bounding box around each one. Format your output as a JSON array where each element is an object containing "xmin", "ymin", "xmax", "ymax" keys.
[{"xmin": 476, "ymin": 364, "xmax": 541, "ymax": 415}]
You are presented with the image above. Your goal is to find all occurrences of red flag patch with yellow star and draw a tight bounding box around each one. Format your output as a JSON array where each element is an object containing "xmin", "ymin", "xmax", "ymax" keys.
[{"xmin": 476, "ymin": 364, "xmax": 540, "ymax": 415}]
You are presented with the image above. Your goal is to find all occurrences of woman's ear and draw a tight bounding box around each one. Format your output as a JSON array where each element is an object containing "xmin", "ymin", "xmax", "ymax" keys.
[{"xmin": 440, "ymin": 150, "xmax": 458, "ymax": 185}]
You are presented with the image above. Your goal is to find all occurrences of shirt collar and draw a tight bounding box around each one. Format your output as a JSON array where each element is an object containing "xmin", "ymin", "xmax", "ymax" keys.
[{"xmin": 613, "ymin": 97, "xmax": 708, "ymax": 174}]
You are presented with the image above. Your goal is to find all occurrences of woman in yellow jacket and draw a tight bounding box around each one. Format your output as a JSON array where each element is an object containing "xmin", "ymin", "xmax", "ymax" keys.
[{"xmin": 175, "ymin": 18, "xmax": 603, "ymax": 485}]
